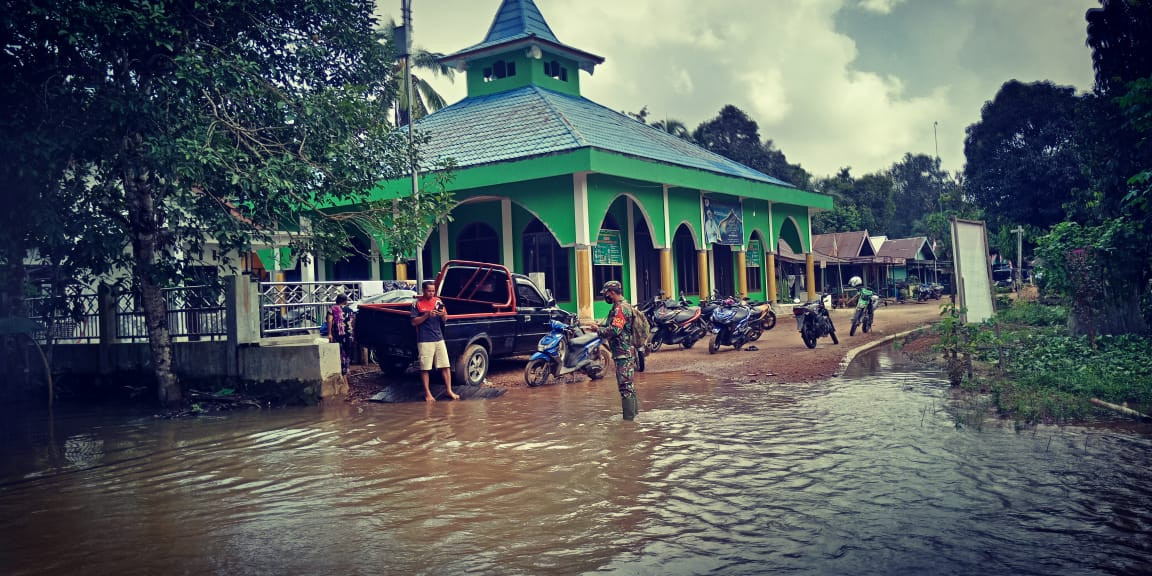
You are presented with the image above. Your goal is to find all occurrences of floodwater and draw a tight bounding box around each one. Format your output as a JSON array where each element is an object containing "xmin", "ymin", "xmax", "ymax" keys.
[{"xmin": 2, "ymin": 347, "xmax": 1150, "ymax": 576}]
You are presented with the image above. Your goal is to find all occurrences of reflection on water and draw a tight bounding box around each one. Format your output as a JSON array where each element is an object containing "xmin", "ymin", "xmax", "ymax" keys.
[{"xmin": 2, "ymin": 346, "xmax": 1150, "ymax": 575}]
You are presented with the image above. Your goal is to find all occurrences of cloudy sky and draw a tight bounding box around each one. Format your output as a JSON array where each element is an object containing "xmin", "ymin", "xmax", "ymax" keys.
[{"xmin": 375, "ymin": 0, "xmax": 1099, "ymax": 179}]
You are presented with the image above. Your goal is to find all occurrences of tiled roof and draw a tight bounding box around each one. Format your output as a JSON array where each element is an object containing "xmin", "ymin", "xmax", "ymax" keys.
[
  {"xmin": 410, "ymin": 85, "xmax": 796, "ymax": 188},
  {"xmin": 483, "ymin": 0, "xmax": 558, "ymax": 45},
  {"xmin": 876, "ymin": 237, "xmax": 936, "ymax": 261}
]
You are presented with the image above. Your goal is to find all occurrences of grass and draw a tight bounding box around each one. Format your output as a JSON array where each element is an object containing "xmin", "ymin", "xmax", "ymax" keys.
[{"xmin": 940, "ymin": 300, "xmax": 1152, "ymax": 424}]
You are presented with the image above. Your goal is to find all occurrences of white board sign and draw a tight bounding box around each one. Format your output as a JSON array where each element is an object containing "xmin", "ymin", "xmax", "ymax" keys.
[{"xmin": 950, "ymin": 218, "xmax": 995, "ymax": 323}]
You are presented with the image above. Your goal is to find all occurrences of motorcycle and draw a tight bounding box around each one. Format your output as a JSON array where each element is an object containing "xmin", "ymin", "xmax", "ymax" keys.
[
  {"xmin": 849, "ymin": 288, "xmax": 876, "ymax": 336},
  {"xmin": 524, "ymin": 315, "xmax": 608, "ymax": 387},
  {"xmin": 793, "ymin": 294, "xmax": 839, "ymax": 349},
  {"xmin": 707, "ymin": 297, "xmax": 757, "ymax": 354},
  {"xmin": 644, "ymin": 291, "xmax": 708, "ymax": 351},
  {"xmin": 917, "ymin": 283, "xmax": 943, "ymax": 302},
  {"xmin": 741, "ymin": 297, "xmax": 778, "ymax": 341},
  {"xmin": 262, "ymin": 307, "xmax": 317, "ymax": 336}
]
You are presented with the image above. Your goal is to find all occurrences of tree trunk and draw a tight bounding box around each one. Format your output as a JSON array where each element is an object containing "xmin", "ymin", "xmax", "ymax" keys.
[{"xmin": 123, "ymin": 141, "xmax": 181, "ymax": 406}]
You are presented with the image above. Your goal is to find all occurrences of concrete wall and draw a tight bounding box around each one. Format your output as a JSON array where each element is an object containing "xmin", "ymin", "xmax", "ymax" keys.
[{"xmin": 46, "ymin": 340, "xmax": 345, "ymax": 403}]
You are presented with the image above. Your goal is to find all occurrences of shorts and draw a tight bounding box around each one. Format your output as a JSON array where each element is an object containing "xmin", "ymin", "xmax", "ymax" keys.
[{"xmin": 417, "ymin": 341, "xmax": 450, "ymax": 371}]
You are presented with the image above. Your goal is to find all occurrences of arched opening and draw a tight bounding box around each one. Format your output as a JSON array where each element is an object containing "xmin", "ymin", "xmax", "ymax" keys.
[
  {"xmin": 633, "ymin": 212, "xmax": 660, "ymax": 303},
  {"xmin": 522, "ymin": 218, "xmax": 571, "ymax": 302},
  {"xmin": 593, "ymin": 214, "xmax": 623, "ymax": 289},
  {"xmin": 713, "ymin": 244, "xmax": 735, "ymax": 297},
  {"xmin": 456, "ymin": 222, "xmax": 500, "ymax": 264},
  {"xmin": 747, "ymin": 231, "xmax": 765, "ymax": 294},
  {"xmin": 331, "ymin": 234, "xmax": 372, "ymax": 281},
  {"xmin": 673, "ymin": 224, "xmax": 698, "ymax": 296}
]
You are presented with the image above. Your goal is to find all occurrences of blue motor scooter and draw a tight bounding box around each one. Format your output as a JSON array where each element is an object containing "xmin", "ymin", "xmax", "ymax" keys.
[
  {"xmin": 524, "ymin": 317, "xmax": 608, "ymax": 387},
  {"xmin": 707, "ymin": 297, "xmax": 757, "ymax": 353}
]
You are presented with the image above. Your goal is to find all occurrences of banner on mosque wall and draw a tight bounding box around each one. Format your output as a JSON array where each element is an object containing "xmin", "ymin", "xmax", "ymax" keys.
[
  {"xmin": 702, "ymin": 196, "xmax": 744, "ymax": 246},
  {"xmin": 593, "ymin": 229, "xmax": 623, "ymax": 266},
  {"xmin": 747, "ymin": 239, "xmax": 762, "ymax": 267}
]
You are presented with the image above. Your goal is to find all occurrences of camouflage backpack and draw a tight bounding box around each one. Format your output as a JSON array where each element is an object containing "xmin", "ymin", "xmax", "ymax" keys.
[{"xmin": 627, "ymin": 302, "xmax": 651, "ymax": 356}]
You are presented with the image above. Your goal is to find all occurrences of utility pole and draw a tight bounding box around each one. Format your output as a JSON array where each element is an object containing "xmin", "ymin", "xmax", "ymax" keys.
[
  {"xmin": 1011, "ymin": 226, "xmax": 1024, "ymax": 292},
  {"xmin": 401, "ymin": 0, "xmax": 423, "ymax": 284}
]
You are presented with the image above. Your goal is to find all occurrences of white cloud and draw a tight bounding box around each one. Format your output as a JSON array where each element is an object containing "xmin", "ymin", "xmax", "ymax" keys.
[
  {"xmin": 379, "ymin": 0, "xmax": 1096, "ymax": 179},
  {"xmin": 858, "ymin": 0, "xmax": 907, "ymax": 14},
  {"xmin": 670, "ymin": 69, "xmax": 694, "ymax": 96}
]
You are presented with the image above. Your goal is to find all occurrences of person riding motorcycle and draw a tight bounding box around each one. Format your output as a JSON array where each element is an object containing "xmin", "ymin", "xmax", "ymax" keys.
[{"xmin": 849, "ymin": 276, "xmax": 875, "ymax": 312}]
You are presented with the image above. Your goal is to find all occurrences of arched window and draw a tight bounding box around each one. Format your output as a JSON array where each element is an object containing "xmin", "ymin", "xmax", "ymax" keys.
[
  {"xmin": 456, "ymin": 222, "xmax": 500, "ymax": 264},
  {"xmin": 674, "ymin": 225, "xmax": 699, "ymax": 295},
  {"xmin": 522, "ymin": 218, "xmax": 571, "ymax": 302}
]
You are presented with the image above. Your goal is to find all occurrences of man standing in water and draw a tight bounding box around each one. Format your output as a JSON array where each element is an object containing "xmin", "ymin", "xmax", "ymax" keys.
[
  {"xmin": 588, "ymin": 280, "xmax": 639, "ymax": 420},
  {"xmin": 411, "ymin": 280, "xmax": 459, "ymax": 403}
]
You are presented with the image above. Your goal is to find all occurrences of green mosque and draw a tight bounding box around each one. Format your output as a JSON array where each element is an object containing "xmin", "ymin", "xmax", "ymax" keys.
[{"xmin": 312, "ymin": 0, "xmax": 833, "ymax": 320}]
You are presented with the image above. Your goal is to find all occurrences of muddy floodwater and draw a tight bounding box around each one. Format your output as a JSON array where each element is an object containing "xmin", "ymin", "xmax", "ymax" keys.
[{"xmin": 2, "ymin": 346, "xmax": 1150, "ymax": 575}]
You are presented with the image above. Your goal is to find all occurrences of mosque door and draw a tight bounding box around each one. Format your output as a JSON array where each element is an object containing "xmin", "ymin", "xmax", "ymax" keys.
[
  {"xmin": 633, "ymin": 221, "xmax": 660, "ymax": 303},
  {"xmin": 713, "ymin": 243, "xmax": 735, "ymax": 297}
]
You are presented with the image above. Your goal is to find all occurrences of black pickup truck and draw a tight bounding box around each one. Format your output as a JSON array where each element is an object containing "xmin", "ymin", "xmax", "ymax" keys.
[{"xmin": 354, "ymin": 261, "xmax": 565, "ymax": 386}]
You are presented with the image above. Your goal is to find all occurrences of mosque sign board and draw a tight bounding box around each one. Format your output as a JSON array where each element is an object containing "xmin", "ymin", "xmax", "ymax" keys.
[
  {"xmin": 702, "ymin": 196, "xmax": 744, "ymax": 246},
  {"xmin": 593, "ymin": 229, "xmax": 623, "ymax": 266},
  {"xmin": 747, "ymin": 239, "xmax": 762, "ymax": 267}
]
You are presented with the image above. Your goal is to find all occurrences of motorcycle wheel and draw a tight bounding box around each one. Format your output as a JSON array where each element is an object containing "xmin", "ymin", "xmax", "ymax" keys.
[
  {"xmin": 863, "ymin": 314, "xmax": 872, "ymax": 334},
  {"xmin": 587, "ymin": 347, "xmax": 609, "ymax": 380},
  {"xmin": 830, "ymin": 329, "xmax": 839, "ymax": 345},
  {"xmin": 708, "ymin": 333, "xmax": 721, "ymax": 354},
  {"xmin": 802, "ymin": 329, "xmax": 817, "ymax": 349},
  {"xmin": 681, "ymin": 336, "xmax": 697, "ymax": 349},
  {"xmin": 525, "ymin": 358, "xmax": 552, "ymax": 387},
  {"xmin": 748, "ymin": 328, "xmax": 763, "ymax": 342},
  {"xmin": 762, "ymin": 311, "xmax": 777, "ymax": 330},
  {"xmin": 650, "ymin": 338, "xmax": 663, "ymax": 353}
]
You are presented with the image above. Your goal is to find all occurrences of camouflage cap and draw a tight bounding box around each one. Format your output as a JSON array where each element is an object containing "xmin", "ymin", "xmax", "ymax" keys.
[{"xmin": 601, "ymin": 280, "xmax": 623, "ymax": 294}]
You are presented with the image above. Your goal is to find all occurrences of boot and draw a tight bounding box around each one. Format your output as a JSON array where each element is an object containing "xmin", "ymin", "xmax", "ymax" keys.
[{"xmin": 621, "ymin": 395, "xmax": 638, "ymax": 421}]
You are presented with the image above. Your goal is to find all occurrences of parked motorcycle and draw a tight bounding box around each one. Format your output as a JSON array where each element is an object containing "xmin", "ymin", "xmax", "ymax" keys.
[
  {"xmin": 793, "ymin": 295, "xmax": 839, "ymax": 349},
  {"xmin": 262, "ymin": 307, "xmax": 317, "ymax": 336},
  {"xmin": 643, "ymin": 291, "xmax": 708, "ymax": 351},
  {"xmin": 708, "ymin": 297, "xmax": 757, "ymax": 354},
  {"xmin": 524, "ymin": 316, "xmax": 608, "ymax": 387},
  {"xmin": 741, "ymin": 297, "xmax": 778, "ymax": 341},
  {"xmin": 849, "ymin": 289, "xmax": 876, "ymax": 336},
  {"xmin": 916, "ymin": 283, "xmax": 943, "ymax": 302}
]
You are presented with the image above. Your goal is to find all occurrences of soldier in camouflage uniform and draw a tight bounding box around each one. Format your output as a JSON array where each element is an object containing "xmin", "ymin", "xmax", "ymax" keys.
[{"xmin": 587, "ymin": 280, "xmax": 639, "ymax": 420}]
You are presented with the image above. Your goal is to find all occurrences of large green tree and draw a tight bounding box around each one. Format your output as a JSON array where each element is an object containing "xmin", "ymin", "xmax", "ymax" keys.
[
  {"xmin": 692, "ymin": 105, "xmax": 811, "ymax": 188},
  {"xmin": 6, "ymin": 0, "xmax": 409, "ymax": 405},
  {"xmin": 963, "ymin": 80, "xmax": 1089, "ymax": 231}
]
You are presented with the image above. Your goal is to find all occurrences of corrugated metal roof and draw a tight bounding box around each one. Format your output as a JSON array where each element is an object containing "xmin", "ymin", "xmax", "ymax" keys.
[
  {"xmin": 410, "ymin": 85, "xmax": 796, "ymax": 187},
  {"xmin": 876, "ymin": 237, "xmax": 936, "ymax": 261},
  {"xmin": 813, "ymin": 231, "xmax": 874, "ymax": 259}
]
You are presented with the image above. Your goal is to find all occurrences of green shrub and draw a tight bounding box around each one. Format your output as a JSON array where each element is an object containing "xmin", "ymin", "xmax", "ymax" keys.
[{"xmin": 996, "ymin": 301, "xmax": 1067, "ymax": 327}]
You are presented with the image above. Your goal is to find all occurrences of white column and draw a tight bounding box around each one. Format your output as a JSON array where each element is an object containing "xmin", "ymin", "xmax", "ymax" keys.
[
  {"xmin": 370, "ymin": 242, "xmax": 381, "ymax": 280},
  {"xmin": 439, "ymin": 221, "xmax": 450, "ymax": 266},
  {"xmin": 301, "ymin": 254, "xmax": 316, "ymax": 282},
  {"xmin": 627, "ymin": 199, "xmax": 638, "ymax": 303},
  {"xmin": 662, "ymin": 184, "xmax": 671, "ymax": 249},
  {"xmin": 316, "ymin": 254, "xmax": 327, "ymax": 281},
  {"xmin": 501, "ymin": 198, "xmax": 514, "ymax": 268},
  {"xmin": 574, "ymin": 172, "xmax": 591, "ymax": 246}
]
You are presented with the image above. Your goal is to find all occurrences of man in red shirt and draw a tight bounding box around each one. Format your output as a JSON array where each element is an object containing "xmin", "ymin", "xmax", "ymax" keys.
[{"xmin": 411, "ymin": 281, "xmax": 459, "ymax": 403}]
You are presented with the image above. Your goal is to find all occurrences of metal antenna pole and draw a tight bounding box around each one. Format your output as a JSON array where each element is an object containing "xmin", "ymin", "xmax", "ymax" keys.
[{"xmin": 403, "ymin": 0, "xmax": 423, "ymax": 285}]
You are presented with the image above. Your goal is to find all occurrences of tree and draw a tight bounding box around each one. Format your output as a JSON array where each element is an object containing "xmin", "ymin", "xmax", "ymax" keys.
[
  {"xmin": 1086, "ymin": 0, "xmax": 1152, "ymax": 95},
  {"xmin": 7, "ymin": 0, "xmax": 409, "ymax": 405},
  {"xmin": 963, "ymin": 81, "xmax": 1089, "ymax": 231},
  {"xmin": 888, "ymin": 153, "xmax": 949, "ymax": 239},
  {"xmin": 380, "ymin": 19, "xmax": 455, "ymax": 126},
  {"xmin": 651, "ymin": 118, "xmax": 692, "ymax": 141},
  {"xmin": 693, "ymin": 105, "xmax": 812, "ymax": 187}
]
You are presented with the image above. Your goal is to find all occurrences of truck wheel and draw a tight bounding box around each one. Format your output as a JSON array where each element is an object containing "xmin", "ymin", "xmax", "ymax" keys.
[{"xmin": 455, "ymin": 344, "xmax": 489, "ymax": 387}]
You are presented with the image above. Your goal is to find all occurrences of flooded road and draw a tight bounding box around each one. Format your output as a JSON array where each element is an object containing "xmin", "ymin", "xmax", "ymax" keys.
[{"xmin": 2, "ymin": 347, "xmax": 1150, "ymax": 575}]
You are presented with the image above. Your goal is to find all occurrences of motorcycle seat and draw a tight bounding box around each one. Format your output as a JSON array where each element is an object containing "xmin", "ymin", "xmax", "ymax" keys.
[
  {"xmin": 672, "ymin": 308, "xmax": 699, "ymax": 323},
  {"xmin": 653, "ymin": 308, "xmax": 679, "ymax": 322},
  {"xmin": 570, "ymin": 333, "xmax": 598, "ymax": 347},
  {"xmin": 731, "ymin": 308, "xmax": 750, "ymax": 322}
]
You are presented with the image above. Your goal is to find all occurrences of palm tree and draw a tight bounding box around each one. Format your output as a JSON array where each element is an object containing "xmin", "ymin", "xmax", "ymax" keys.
[
  {"xmin": 651, "ymin": 118, "xmax": 692, "ymax": 141},
  {"xmin": 380, "ymin": 20, "xmax": 456, "ymax": 126}
]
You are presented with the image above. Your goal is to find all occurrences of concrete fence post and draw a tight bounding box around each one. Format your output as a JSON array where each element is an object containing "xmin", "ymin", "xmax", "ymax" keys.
[
  {"xmin": 98, "ymin": 284, "xmax": 116, "ymax": 374},
  {"xmin": 225, "ymin": 274, "xmax": 262, "ymax": 377}
]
